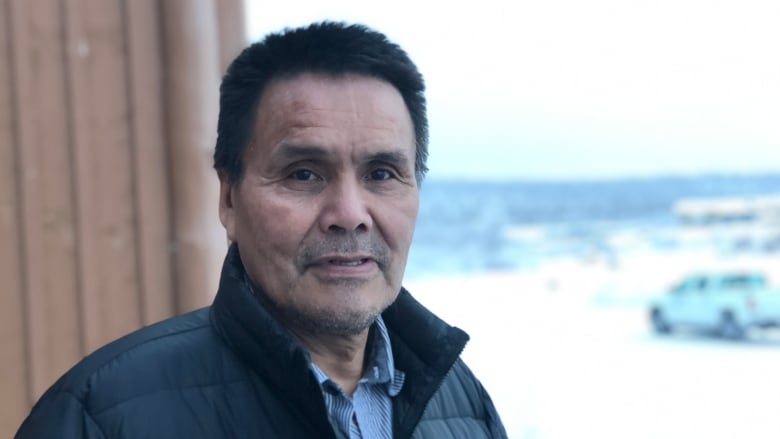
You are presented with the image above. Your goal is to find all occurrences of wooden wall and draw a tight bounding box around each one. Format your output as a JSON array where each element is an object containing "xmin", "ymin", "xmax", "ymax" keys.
[{"xmin": 0, "ymin": 0, "xmax": 245, "ymax": 435}]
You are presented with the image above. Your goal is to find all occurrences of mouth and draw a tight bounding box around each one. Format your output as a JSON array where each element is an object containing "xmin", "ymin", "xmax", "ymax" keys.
[
  {"xmin": 326, "ymin": 257, "xmax": 371, "ymax": 267},
  {"xmin": 305, "ymin": 254, "xmax": 378, "ymax": 277}
]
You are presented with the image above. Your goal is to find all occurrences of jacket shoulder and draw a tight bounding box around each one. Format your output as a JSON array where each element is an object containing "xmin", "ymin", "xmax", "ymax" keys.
[{"xmin": 38, "ymin": 307, "xmax": 244, "ymax": 413}]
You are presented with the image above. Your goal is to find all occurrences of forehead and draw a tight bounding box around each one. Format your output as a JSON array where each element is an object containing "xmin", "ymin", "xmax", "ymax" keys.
[{"xmin": 251, "ymin": 73, "xmax": 414, "ymax": 154}]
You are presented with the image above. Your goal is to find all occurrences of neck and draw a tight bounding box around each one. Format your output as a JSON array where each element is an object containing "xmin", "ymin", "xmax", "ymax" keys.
[{"xmin": 290, "ymin": 327, "xmax": 370, "ymax": 396}]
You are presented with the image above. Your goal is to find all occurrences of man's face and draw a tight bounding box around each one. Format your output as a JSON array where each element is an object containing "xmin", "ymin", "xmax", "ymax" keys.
[{"xmin": 219, "ymin": 73, "xmax": 419, "ymax": 336}]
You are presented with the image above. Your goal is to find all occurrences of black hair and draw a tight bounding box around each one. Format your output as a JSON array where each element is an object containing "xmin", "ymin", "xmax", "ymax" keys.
[{"xmin": 214, "ymin": 21, "xmax": 429, "ymax": 184}]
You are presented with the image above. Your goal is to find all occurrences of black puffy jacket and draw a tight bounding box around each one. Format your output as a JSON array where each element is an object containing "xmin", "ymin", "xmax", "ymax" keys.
[{"xmin": 16, "ymin": 245, "xmax": 507, "ymax": 438}]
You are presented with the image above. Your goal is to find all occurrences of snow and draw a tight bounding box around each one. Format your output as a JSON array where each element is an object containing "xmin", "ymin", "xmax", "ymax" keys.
[{"xmin": 406, "ymin": 253, "xmax": 780, "ymax": 439}]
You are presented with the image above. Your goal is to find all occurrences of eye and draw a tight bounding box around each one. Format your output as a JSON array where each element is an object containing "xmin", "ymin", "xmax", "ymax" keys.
[
  {"xmin": 368, "ymin": 168, "xmax": 395, "ymax": 181},
  {"xmin": 289, "ymin": 169, "xmax": 319, "ymax": 181}
]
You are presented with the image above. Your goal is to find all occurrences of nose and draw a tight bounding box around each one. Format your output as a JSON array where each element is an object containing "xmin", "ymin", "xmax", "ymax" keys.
[{"xmin": 319, "ymin": 178, "xmax": 373, "ymax": 233}]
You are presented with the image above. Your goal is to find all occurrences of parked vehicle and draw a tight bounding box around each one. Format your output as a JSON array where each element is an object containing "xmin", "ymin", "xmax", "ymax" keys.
[{"xmin": 649, "ymin": 271, "xmax": 780, "ymax": 339}]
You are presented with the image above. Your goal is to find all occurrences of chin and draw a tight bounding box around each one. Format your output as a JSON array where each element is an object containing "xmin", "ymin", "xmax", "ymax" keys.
[{"xmin": 290, "ymin": 304, "xmax": 381, "ymax": 337}]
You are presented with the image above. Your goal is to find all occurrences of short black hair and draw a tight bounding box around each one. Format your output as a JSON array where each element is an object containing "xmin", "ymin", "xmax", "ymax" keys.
[{"xmin": 214, "ymin": 21, "xmax": 429, "ymax": 184}]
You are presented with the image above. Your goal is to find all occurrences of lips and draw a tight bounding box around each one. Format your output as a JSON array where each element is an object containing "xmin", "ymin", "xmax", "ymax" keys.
[
  {"xmin": 304, "ymin": 254, "xmax": 378, "ymax": 278},
  {"xmin": 312, "ymin": 255, "xmax": 373, "ymax": 267},
  {"xmin": 328, "ymin": 258, "xmax": 369, "ymax": 266}
]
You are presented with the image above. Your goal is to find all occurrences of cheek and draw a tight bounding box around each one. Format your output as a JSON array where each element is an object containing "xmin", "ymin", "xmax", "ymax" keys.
[
  {"xmin": 235, "ymin": 200, "xmax": 307, "ymax": 291},
  {"xmin": 239, "ymin": 198, "xmax": 312, "ymax": 255},
  {"xmin": 400, "ymin": 193, "xmax": 420, "ymax": 233},
  {"xmin": 384, "ymin": 196, "xmax": 420, "ymax": 249}
]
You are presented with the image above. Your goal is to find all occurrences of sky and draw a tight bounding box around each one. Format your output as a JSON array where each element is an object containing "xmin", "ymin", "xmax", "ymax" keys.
[{"xmin": 244, "ymin": 0, "xmax": 780, "ymax": 181}]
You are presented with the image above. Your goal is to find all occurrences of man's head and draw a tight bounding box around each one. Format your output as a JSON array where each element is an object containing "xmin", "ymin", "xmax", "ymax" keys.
[
  {"xmin": 214, "ymin": 21, "xmax": 428, "ymax": 185},
  {"xmin": 215, "ymin": 22, "xmax": 425, "ymax": 337}
]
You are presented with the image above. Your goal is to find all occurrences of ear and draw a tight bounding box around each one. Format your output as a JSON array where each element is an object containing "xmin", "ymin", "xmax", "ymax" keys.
[{"xmin": 218, "ymin": 171, "xmax": 237, "ymax": 242}]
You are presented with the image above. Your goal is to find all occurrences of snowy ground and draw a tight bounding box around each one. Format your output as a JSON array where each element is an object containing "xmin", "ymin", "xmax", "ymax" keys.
[{"xmin": 406, "ymin": 257, "xmax": 780, "ymax": 439}]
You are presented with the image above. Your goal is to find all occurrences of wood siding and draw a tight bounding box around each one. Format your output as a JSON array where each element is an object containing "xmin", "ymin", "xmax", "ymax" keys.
[{"xmin": 0, "ymin": 0, "xmax": 244, "ymax": 435}]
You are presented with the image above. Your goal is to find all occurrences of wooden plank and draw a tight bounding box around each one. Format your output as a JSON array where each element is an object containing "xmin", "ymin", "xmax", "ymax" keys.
[
  {"xmin": 216, "ymin": 0, "xmax": 246, "ymax": 74},
  {"xmin": 0, "ymin": 1, "xmax": 32, "ymax": 434},
  {"xmin": 161, "ymin": 0, "xmax": 226, "ymax": 313},
  {"xmin": 81, "ymin": 0, "xmax": 142, "ymax": 343},
  {"xmin": 65, "ymin": 0, "xmax": 142, "ymax": 352},
  {"xmin": 27, "ymin": 0, "xmax": 83, "ymax": 387},
  {"xmin": 9, "ymin": 0, "xmax": 49, "ymax": 405},
  {"xmin": 62, "ymin": 0, "xmax": 100, "ymax": 355},
  {"xmin": 124, "ymin": 0, "xmax": 175, "ymax": 324}
]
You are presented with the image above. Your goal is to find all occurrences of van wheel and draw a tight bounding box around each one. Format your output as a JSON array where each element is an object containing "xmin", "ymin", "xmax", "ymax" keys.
[
  {"xmin": 718, "ymin": 312, "xmax": 744, "ymax": 340},
  {"xmin": 651, "ymin": 309, "xmax": 670, "ymax": 334}
]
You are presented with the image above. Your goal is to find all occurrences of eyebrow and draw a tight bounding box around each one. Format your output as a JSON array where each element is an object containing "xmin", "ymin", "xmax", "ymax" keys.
[
  {"xmin": 365, "ymin": 151, "xmax": 412, "ymax": 168},
  {"xmin": 274, "ymin": 144, "xmax": 413, "ymax": 167}
]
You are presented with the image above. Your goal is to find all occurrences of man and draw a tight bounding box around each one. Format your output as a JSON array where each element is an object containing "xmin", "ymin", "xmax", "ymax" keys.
[{"xmin": 16, "ymin": 22, "xmax": 507, "ymax": 438}]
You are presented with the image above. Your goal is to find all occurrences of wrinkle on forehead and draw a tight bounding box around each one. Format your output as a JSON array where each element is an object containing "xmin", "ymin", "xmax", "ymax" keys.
[
  {"xmin": 252, "ymin": 73, "xmax": 414, "ymax": 158},
  {"xmin": 266, "ymin": 73, "xmax": 409, "ymax": 124}
]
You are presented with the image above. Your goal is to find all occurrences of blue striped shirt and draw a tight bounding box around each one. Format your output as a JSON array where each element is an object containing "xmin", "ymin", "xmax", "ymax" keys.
[{"xmin": 309, "ymin": 316, "xmax": 405, "ymax": 439}]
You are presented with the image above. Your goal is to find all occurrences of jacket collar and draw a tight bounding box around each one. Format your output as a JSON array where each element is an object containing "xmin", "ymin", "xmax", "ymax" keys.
[{"xmin": 383, "ymin": 288, "xmax": 470, "ymax": 438}]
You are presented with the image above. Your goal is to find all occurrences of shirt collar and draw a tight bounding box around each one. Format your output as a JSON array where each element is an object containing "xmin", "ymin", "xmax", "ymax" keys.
[
  {"xmin": 368, "ymin": 315, "xmax": 405, "ymax": 396},
  {"xmin": 309, "ymin": 315, "xmax": 405, "ymax": 397}
]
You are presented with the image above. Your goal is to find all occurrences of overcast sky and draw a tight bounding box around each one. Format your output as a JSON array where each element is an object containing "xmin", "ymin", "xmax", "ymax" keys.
[{"xmin": 245, "ymin": 0, "xmax": 780, "ymax": 181}]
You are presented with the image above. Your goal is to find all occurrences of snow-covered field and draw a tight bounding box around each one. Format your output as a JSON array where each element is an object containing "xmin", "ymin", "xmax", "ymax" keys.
[{"xmin": 407, "ymin": 255, "xmax": 780, "ymax": 439}]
